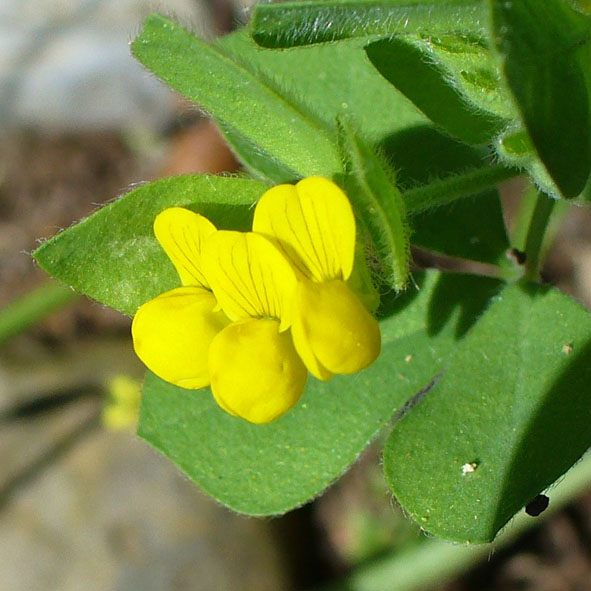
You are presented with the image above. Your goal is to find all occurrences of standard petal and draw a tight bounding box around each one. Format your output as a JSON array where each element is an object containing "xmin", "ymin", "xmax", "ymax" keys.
[
  {"xmin": 208, "ymin": 318, "xmax": 307, "ymax": 424},
  {"xmin": 132, "ymin": 286, "xmax": 229, "ymax": 389},
  {"xmin": 253, "ymin": 176, "xmax": 356, "ymax": 282},
  {"xmin": 154, "ymin": 207, "xmax": 217, "ymax": 288},
  {"xmin": 203, "ymin": 231, "xmax": 297, "ymax": 330},
  {"xmin": 292, "ymin": 279, "xmax": 381, "ymax": 377}
]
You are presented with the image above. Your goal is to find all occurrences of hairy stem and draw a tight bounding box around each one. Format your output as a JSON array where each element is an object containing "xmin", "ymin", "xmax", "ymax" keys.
[{"xmin": 404, "ymin": 164, "xmax": 521, "ymax": 214}]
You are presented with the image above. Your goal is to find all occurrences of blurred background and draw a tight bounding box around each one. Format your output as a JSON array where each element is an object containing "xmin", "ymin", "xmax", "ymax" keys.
[{"xmin": 1, "ymin": 1, "xmax": 591, "ymax": 590}]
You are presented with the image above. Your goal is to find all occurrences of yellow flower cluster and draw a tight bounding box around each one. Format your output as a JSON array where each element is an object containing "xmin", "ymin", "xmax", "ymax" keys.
[{"xmin": 132, "ymin": 177, "xmax": 381, "ymax": 423}]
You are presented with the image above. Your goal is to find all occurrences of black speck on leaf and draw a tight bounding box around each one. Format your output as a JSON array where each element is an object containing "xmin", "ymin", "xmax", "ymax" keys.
[{"xmin": 525, "ymin": 494, "xmax": 549, "ymax": 516}]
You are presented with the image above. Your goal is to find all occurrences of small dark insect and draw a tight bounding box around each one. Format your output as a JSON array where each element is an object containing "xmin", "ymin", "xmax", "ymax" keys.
[
  {"xmin": 525, "ymin": 494, "xmax": 549, "ymax": 516},
  {"xmin": 506, "ymin": 247, "xmax": 527, "ymax": 266}
]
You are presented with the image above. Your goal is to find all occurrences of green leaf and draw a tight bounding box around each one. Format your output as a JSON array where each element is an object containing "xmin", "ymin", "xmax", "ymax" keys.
[
  {"xmin": 217, "ymin": 121, "xmax": 299, "ymax": 184},
  {"xmin": 133, "ymin": 16, "xmax": 428, "ymax": 182},
  {"xmin": 410, "ymin": 190, "xmax": 509, "ymax": 265},
  {"xmin": 379, "ymin": 124, "xmax": 490, "ymax": 190},
  {"xmin": 490, "ymin": 0, "xmax": 591, "ymax": 198},
  {"xmin": 251, "ymin": 0, "xmax": 488, "ymax": 48},
  {"xmin": 495, "ymin": 127, "xmax": 563, "ymax": 199},
  {"xmin": 365, "ymin": 37, "xmax": 506, "ymax": 145},
  {"xmin": 131, "ymin": 14, "xmax": 340, "ymax": 178},
  {"xmin": 215, "ymin": 30, "xmax": 426, "ymax": 149},
  {"xmin": 384, "ymin": 281, "xmax": 591, "ymax": 543},
  {"xmin": 138, "ymin": 271, "xmax": 502, "ymax": 515},
  {"xmin": 337, "ymin": 116, "xmax": 410, "ymax": 291},
  {"xmin": 33, "ymin": 175, "xmax": 267, "ymax": 315},
  {"xmin": 496, "ymin": 127, "xmax": 591, "ymax": 203},
  {"xmin": 377, "ymin": 125, "xmax": 510, "ymax": 265},
  {"xmin": 408, "ymin": 31, "xmax": 515, "ymax": 122}
]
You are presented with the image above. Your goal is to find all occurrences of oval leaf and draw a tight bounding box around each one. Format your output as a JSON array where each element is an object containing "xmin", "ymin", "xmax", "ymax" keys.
[
  {"xmin": 490, "ymin": 0, "xmax": 591, "ymax": 197},
  {"xmin": 365, "ymin": 37, "xmax": 505, "ymax": 145},
  {"xmin": 33, "ymin": 175, "xmax": 267, "ymax": 315},
  {"xmin": 384, "ymin": 281, "xmax": 591, "ymax": 543},
  {"xmin": 131, "ymin": 14, "xmax": 340, "ymax": 178}
]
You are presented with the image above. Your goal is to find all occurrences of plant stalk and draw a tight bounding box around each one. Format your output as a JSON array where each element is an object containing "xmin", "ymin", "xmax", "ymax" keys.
[
  {"xmin": 404, "ymin": 164, "xmax": 521, "ymax": 214},
  {"xmin": 523, "ymin": 191, "xmax": 556, "ymax": 281},
  {"xmin": 0, "ymin": 281, "xmax": 77, "ymax": 346}
]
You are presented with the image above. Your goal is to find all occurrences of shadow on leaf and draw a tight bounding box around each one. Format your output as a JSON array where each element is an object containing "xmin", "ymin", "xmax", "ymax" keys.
[
  {"xmin": 427, "ymin": 273, "xmax": 503, "ymax": 339},
  {"xmin": 366, "ymin": 38, "xmax": 504, "ymax": 145},
  {"xmin": 376, "ymin": 272, "xmax": 425, "ymax": 319},
  {"xmin": 493, "ymin": 334, "xmax": 591, "ymax": 536},
  {"xmin": 378, "ymin": 124, "xmax": 487, "ymax": 189},
  {"xmin": 185, "ymin": 202, "xmax": 255, "ymax": 232}
]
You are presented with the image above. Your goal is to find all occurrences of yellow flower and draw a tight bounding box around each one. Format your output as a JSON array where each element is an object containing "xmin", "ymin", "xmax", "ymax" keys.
[
  {"xmin": 131, "ymin": 176, "xmax": 381, "ymax": 425},
  {"xmin": 132, "ymin": 207, "xmax": 307, "ymax": 424},
  {"xmin": 131, "ymin": 208, "xmax": 229, "ymax": 389},
  {"xmin": 253, "ymin": 176, "xmax": 381, "ymax": 381},
  {"xmin": 202, "ymin": 231, "xmax": 307, "ymax": 423}
]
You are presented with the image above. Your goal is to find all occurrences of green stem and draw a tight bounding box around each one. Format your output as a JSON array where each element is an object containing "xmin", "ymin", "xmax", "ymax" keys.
[
  {"xmin": 404, "ymin": 164, "xmax": 521, "ymax": 214},
  {"xmin": 319, "ymin": 452, "xmax": 591, "ymax": 591},
  {"xmin": 523, "ymin": 191, "xmax": 556, "ymax": 281},
  {"xmin": 0, "ymin": 281, "xmax": 78, "ymax": 346}
]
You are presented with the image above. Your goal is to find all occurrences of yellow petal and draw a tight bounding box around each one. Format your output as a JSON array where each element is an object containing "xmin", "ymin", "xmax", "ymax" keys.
[
  {"xmin": 292, "ymin": 279, "xmax": 381, "ymax": 378},
  {"xmin": 203, "ymin": 231, "xmax": 297, "ymax": 330},
  {"xmin": 253, "ymin": 176, "xmax": 356, "ymax": 282},
  {"xmin": 132, "ymin": 286, "xmax": 229, "ymax": 389},
  {"xmin": 154, "ymin": 207, "xmax": 217, "ymax": 288},
  {"xmin": 208, "ymin": 318, "xmax": 307, "ymax": 424}
]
